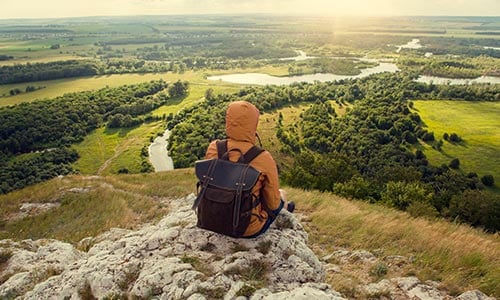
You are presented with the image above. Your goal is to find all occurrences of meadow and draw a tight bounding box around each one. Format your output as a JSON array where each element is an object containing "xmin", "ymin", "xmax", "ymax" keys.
[{"xmin": 413, "ymin": 100, "xmax": 500, "ymax": 182}]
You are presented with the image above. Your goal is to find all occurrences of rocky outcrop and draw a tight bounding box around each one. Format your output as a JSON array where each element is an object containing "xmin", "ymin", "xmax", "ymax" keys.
[
  {"xmin": 0, "ymin": 194, "xmax": 344, "ymax": 299},
  {"xmin": 0, "ymin": 194, "xmax": 495, "ymax": 300}
]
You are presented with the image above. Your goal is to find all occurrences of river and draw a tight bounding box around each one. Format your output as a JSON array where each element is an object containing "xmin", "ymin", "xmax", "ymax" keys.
[
  {"xmin": 207, "ymin": 62, "xmax": 400, "ymax": 85},
  {"xmin": 148, "ymin": 129, "xmax": 174, "ymax": 172}
]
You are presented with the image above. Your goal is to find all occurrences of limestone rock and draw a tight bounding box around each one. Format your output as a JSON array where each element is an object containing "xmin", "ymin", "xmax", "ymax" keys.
[
  {"xmin": 0, "ymin": 194, "xmax": 345, "ymax": 299},
  {"xmin": 456, "ymin": 290, "xmax": 496, "ymax": 300}
]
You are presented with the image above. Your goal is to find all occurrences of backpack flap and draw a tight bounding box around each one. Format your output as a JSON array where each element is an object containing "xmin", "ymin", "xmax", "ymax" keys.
[{"xmin": 195, "ymin": 158, "xmax": 261, "ymax": 191}]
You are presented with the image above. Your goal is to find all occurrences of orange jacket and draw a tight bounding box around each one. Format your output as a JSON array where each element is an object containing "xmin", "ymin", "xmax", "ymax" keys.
[{"xmin": 204, "ymin": 101, "xmax": 281, "ymax": 237}]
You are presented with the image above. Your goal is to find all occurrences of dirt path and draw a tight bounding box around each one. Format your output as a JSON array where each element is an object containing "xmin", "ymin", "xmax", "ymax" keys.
[{"xmin": 97, "ymin": 138, "xmax": 136, "ymax": 175}]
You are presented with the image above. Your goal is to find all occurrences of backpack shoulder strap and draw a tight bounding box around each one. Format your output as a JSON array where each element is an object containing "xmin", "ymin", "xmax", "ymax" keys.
[
  {"xmin": 243, "ymin": 146, "xmax": 265, "ymax": 163},
  {"xmin": 216, "ymin": 139, "xmax": 228, "ymax": 159}
]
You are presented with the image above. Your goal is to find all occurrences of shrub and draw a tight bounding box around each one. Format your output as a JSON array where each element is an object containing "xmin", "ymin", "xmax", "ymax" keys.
[
  {"xmin": 333, "ymin": 175, "xmax": 372, "ymax": 200},
  {"xmin": 369, "ymin": 263, "xmax": 388, "ymax": 278},
  {"xmin": 407, "ymin": 201, "xmax": 439, "ymax": 219},
  {"xmin": 236, "ymin": 285, "xmax": 257, "ymax": 297},
  {"xmin": 118, "ymin": 168, "xmax": 129, "ymax": 174},
  {"xmin": 382, "ymin": 181, "xmax": 431, "ymax": 210},
  {"xmin": 449, "ymin": 190, "xmax": 500, "ymax": 232}
]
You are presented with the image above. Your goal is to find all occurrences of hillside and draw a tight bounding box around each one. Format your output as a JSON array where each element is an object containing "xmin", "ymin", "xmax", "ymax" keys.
[{"xmin": 0, "ymin": 170, "xmax": 498, "ymax": 299}]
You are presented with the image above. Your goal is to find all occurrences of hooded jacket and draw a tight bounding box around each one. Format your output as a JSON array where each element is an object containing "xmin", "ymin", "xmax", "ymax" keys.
[{"xmin": 204, "ymin": 101, "xmax": 281, "ymax": 237}]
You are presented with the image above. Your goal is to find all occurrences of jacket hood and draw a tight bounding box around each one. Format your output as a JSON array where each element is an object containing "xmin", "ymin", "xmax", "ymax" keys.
[{"xmin": 225, "ymin": 101, "xmax": 259, "ymax": 144}]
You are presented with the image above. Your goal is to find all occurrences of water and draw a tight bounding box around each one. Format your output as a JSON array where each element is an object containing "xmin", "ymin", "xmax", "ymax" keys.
[
  {"xmin": 148, "ymin": 129, "xmax": 174, "ymax": 172},
  {"xmin": 279, "ymin": 50, "xmax": 316, "ymax": 61},
  {"xmin": 415, "ymin": 75, "xmax": 500, "ymax": 85},
  {"xmin": 396, "ymin": 39, "xmax": 423, "ymax": 53},
  {"xmin": 207, "ymin": 62, "xmax": 400, "ymax": 85},
  {"xmin": 484, "ymin": 46, "xmax": 500, "ymax": 51}
]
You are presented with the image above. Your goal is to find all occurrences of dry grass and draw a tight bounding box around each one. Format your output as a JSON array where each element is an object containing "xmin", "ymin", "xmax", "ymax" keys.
[
  {"xmin": 288, "ymin": 188, "xmax": 500, "ymax": 297},
  {"xmin": 0, "ymin": 170, "xmax": 197, "ymax": 244}
]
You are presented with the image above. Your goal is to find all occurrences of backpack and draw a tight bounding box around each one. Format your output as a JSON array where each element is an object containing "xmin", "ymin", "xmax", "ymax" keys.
[{"xmin": 192, "ymin": 140, "xmax": 264, "ymax": 237}]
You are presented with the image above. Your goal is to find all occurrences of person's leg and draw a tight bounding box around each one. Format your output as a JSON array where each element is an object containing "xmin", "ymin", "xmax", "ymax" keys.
[{"xmin": 244, "ymin": 200, "xmax": 284, "ymax": 238}]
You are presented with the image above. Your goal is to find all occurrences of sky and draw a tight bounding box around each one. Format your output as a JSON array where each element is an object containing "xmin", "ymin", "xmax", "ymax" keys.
[{"xmin": 0, "ymin": 0, "xmax": 499, "ymax": 19}]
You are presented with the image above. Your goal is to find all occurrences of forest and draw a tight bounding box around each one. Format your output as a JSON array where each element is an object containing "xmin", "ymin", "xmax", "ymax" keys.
[
  {"xmin": 166, "ymin": 72, "xmax": 499, "ymax": 231},
  {"xmin": 0, "ymin": 80, "xmax": 188, "ymax": 194}
]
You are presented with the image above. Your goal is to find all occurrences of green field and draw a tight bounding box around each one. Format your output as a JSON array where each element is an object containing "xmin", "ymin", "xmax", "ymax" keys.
[
  {"xmin": 0, "ymin": 72, "xmax": 199, "ymax": 106},
  {"xmin": 413, "ymin": 100, "xmax": 500, "ymax": 182},
  {"xmin": 72, "ymin": 122, "xmax": 163, "ymax": 175},
  {"xmin": 0, "ymin": 67, "xmax": 270, "ymax": 107}
]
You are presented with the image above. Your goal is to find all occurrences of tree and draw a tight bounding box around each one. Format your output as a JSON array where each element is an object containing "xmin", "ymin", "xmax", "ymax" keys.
[
  {"xmin": 449, "ymin": 158, "xmax": 460, "ymax": 169},
  {"xmin": 168, "ymin": 80, "xmax": 189, "ymax": 98},
  {"xmin": 449, "ymin": 133, "xmax": 461, "ymax": 143},
  {"xmin": 481, "ymin": 175, "xmax": 495, "ymax": 187}
]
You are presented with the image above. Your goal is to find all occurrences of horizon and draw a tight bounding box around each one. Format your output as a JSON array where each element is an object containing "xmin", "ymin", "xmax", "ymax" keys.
[
  {"xmin": 0, "ymin": 0, "xmax": 499, "ymax": 20},
  {"xmin": 1, "ymin": 13, "xmax": 500, "ymax": 21}
]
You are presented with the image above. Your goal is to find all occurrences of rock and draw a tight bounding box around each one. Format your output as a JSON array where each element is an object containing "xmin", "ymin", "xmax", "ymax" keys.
[
  {"xmin": 0, "ymin": 194, "xmax": 345, "ymax": 299},
  {"xmin": 77, "ymin": 237, "xmax": 94, "ymax": 252},
  {"xmin": 8, "ymin": 202, "xmax": 60, "ymax": 221},
  {"xmin": 456, "ymin": 290, "xmax": 496, "ymax": 300},
  {"xmin": 251, "ymin": 283, "xmax": 345, "ymax": 299},
  {"xmin": 394, "ymin": 276, "xmax": 421, "ymax": 291},
  {"xmin": 362, "ymin": 277, "xmax": 453, "ymax": 300},
  {"xmin": 363, "ymin": 279, "xmax": 393, "ymax": 297},
  {"xmin": 348, "ymin": 250, "xmax": 377, "ymax": 263},
  {"xmin": 0, "ymin": 239, "xmax": 83, "ymax": 299},
  {"xmin": 384, "ymin": 255, "xmax": 408, "ymax": 267},
  {"xmin": 68, "ymin": 187, "xmax": 91, "ymax": 193}
]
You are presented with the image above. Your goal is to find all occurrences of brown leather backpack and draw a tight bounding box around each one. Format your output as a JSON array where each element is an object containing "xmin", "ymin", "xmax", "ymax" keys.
[{"xmin": 193, "ymin": 140, "xmax": 264, "ymax": 237}]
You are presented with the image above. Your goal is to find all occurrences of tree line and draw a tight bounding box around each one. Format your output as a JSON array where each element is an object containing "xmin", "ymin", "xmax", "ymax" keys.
[{"xmin": 0, "ymin": 60, "xmax": 99, "ymax": 84}]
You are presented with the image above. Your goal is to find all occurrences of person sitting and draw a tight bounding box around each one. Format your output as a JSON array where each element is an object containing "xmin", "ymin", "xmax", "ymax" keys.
[{"xmin": 203, "ymin": 100, "xmax": 294, "ymax": 238}]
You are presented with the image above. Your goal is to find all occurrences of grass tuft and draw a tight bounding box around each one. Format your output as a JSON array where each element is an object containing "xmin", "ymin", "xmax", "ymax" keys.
[
  {"xmin": 236, "ymin": 284, "xmax": 257, "ymax": 297},
  {"xmin": 256, "ymin": 240, "xmax": 273, "ymax": 255}
]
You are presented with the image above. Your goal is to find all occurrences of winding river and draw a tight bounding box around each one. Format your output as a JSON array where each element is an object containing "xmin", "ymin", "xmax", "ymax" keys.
[
  {"xmin": 148, "ymin": 129, "xmax": 174, "ymax": 172},
  {"xmin": 207, "ymin": 62, "xmax": 400, "ymax": 85}
]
